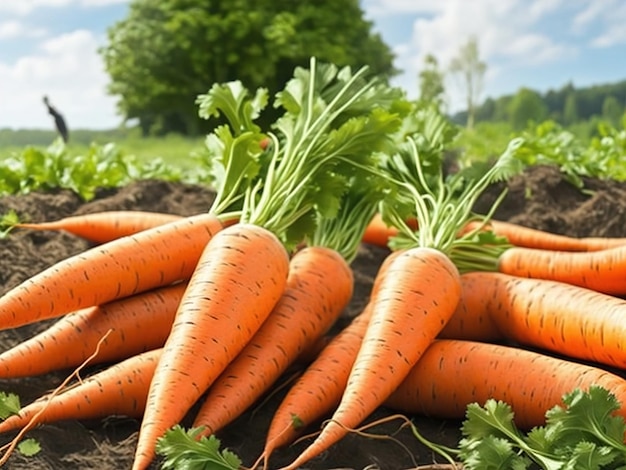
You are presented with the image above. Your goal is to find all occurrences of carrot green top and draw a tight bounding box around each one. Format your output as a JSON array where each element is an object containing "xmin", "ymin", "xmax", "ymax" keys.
[
  {"xmin": 195, "ymin": 81, "xmax": 269, "ymax": 220},
  {"xmin": 308, "ymin": 171, "xmax": 389, "ymax": 264},
  {"xmin": 378, "ymin": 106, "xmax": 525, "ymax": 272},
  {"xmin": 228, "ymin": 57, "xmax": 404, "ymax": 250},
  {"xmin": 195, "ymin": 58, "xmax": 405, "ymax": 250}
]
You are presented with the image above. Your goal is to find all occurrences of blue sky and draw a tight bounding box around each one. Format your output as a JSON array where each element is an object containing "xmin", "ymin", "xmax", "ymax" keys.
[{"xmin": 1, "ymin": 0, "xmax": 625, "ymax": 130}]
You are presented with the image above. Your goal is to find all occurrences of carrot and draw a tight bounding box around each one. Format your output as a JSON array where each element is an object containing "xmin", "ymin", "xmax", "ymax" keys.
[
  {"xmin": 261, "ymin": 305, "xmax": 372, "ymax": 467},
  {"xmin": 361, "ymin": 213, "xmax": 418, "ymax": 248},
  {"xmin": 191, "ymin": 245, "xmax": 353, "ymax": 437},
  {"xmin": 0, "ymin": 348, "xmax": 161, "ymax": 434},
  {"xmin": 280, "ymin": 247, "xmax": 462, "ymax": 470},
  {"xmin": 0, "ymin": 283, "xmax": 186, "ymax": 378},
  {"xmin": 462, "ymin": 219, "xmax": 626, "ymax": 252},
  {"xmin": 438, "ymin": 272, "xmax": 502, "ymax": 342},
  {"xmin": 447, "ymin": 271, "xmax": 626, "ymax": 369},
  {"xmin": 132, "ymin": 223, "xmax": 290, "ymax": 470},
  {"xmin": 385, "ymin": 339, "xmax": 626, "ymax": 429},
  {"xmin": 0, "ymin": 212, "xmax": 224, "ymax": 330},
  {"xmin": 15, "ymin": 211, "xmax": 184, "ymax": 244},
  {"xmin": 497, "ymin": 243, "xmax": 626, "ymax": 295}
]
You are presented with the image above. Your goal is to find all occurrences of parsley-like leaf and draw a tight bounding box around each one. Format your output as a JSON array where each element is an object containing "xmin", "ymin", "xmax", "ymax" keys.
[
  {"xmin": 17, "ymin": 438, "xmax": 41, "ymax": 457},
  {"xmin": 0, "ymin": 391, "xmax": 21, "ymax": 419},
  {"xmin": 156, "ymin": 425, "xmax": 241, "ymax": 470}
]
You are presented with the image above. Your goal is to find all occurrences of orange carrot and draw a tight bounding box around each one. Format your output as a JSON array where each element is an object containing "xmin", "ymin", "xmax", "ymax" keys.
[
  {"xmin": 0, "ymin": 348, "xmax": 161, "ymax": 434},
  {"xmin": 438, "ymin": 272, "xmax": 502, "ymax": 342},
  {"xmin": 15, "ymin": 211, "xmax": 184, "ymax": 244},
  {"xmin": 0, "ymin": 212, "xmax": 224, "ymax": 330},
  {"xmin": 261, "ymin": 305, "xmax": 372, "ymax": 467},
  {"xmin": 280, "ymin": 247, "xmax": 462, "ymax": 470},
  {"xmin": 497, "ymin": 243, "xmax": 626, "ymax": 295},
  {"xmin": 463, "ymin": 219, "xmax": 626, "ymax": 252},
  {"xmin": 446, "ymin": 271, "xmax": 626, "ymax": 369},
  {"xmin": 132, "ymin": 223, "xmax": 290, "ymax": 470},
  {"xmin": 191, "ymin": 245, "xmax": 353, "ymax": 437},
  {"xmin": 361, "ymin": 213, "xmax": 418, "ymax": 248},
  {"xmin": 385, "ymin": 339, "xmax": 626, "ymax": 429},
  {"xmin": 0, "ymin": 283, "xmax": 186, "ymax": 378}
]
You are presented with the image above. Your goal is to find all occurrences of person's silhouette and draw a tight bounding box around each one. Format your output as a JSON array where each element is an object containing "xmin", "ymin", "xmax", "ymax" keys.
[{"xmin": 43, "ymin": 96, "xmax": 69, "ymax": 143}]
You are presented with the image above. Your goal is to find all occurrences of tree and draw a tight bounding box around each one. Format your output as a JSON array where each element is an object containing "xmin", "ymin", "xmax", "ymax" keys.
[
  {"xmin": 563, "ymin": 92, "xmax": 579, "ymax": 125},
  {"xmin": 100, "ymin": 0, "xmax": 397, "ymax": 136},
  {"xmin": 418, "ymin": 54, "xmax": 445, "ymax": 111},
  {"xmin": 449, "ymin": 36, "xmax": 487, "ymax": 129},
  {"xmin": 508, "ymin": 87, "xmax": 548, "ymax": 130},
  {"xmin": 602, "ymin": 95, "xmax": 624, "ymax": 126}
]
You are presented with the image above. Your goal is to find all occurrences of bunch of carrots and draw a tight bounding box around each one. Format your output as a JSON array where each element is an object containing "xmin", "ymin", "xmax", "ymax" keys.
[{"xmin": 2, "ymin": 57, "xmax": 626, "ymax": 470}]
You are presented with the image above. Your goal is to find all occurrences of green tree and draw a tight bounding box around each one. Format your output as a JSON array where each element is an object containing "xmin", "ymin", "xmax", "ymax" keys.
[
  {"xmin": 418, "ymin": 54, "xmax": 446, "ymax": 111},
  {"xmin": 449, "ymin": 36, "xmax": 487, "ymax": 129},
  {"xmin": 100, "ymin": 0, "xmax": 397, "ymax": 136},
  {"xmin": 563, "ymin": 92, "xmax": 579, "ymax": 125},
  {"xmin": 602, "ymin": 95, "xmax": 624, "ymax": 126},
  {"xmin": 508, "ymin": 87, "xmax": 548, "ymax": 130}
]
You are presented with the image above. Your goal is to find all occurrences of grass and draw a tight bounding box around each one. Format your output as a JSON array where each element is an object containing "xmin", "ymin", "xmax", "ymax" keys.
[{"xmin": 0, "ymin": 129, "xmax": 206, "ymax": 171}]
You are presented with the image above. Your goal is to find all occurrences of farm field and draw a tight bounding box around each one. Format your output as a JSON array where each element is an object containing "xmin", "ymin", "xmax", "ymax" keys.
[
  {"xmin": 0, "ymin": 163, "xmax": 625, "ymax": 469},
  {"xmin": 0, "ymin": 133, "xmax": 206, "ymax": 174}
]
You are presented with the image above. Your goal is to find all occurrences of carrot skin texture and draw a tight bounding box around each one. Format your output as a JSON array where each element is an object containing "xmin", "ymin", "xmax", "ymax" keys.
[
  {"xmin": 451, "ymin": 271, "xmax": 626, "ymax": 369},
  {"xmin": 0, "ymin": 213, "xmax": 224, "ymax": 329},
  {"xmin": 16, "ymin": 211, "xmax": 184, "ymax": 244},
  {"xmin": 281, "ymin": 247, "xmax": 462, "ymax": 470},
  {"xmin": 262, "ymin": 305, "xmax": 372, "ymax": 463},
  {"xmin": 438, "ymin": 273, "xmax": 503, "ymax": 341},
  {"xmin": 385, "ymin": 339, "xmax": 626, "ymax": 429},
  {"xmin": 0, "ymin": 283, "xmax": 185, "ymax": 378},
  {"xmin": 498, "ymin": 244, "xmax": 626, "ymax": 295},
  {"xmin": 0, "ymin": 349, "xmax": 161, "ymax": 434},
  {"xmin": 191, "ymin": 246, "xmax": 354, "ymax": 436},
  {"xmin": 463, "ymin": 219, "xmax": 626, "ymax": 252},
  {"xmin": 132, "ymin": 223, "xmax": 290, "ymax": 470}
]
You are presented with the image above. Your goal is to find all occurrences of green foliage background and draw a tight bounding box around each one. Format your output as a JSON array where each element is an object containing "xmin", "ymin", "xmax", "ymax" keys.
[{"xmin": 99, "ymin": 0, "xmax": 396, "ymax": 137}]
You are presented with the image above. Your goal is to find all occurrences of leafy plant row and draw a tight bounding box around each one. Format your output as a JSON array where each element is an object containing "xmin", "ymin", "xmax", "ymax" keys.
[{"xmin": 456, "ymin": 117, "xmax": 626, "ymax": 188}]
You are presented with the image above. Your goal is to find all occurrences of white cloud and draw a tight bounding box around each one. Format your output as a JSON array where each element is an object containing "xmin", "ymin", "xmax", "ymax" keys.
[
  {"xmin": 80, "ymin": 0, "xmax": 129, "ymax": 6},
  {"xmin": 365, "ymin": 0, "xmax": 578, "ymax": 109},
  {"xmin": 0, "ymin": 0, "xmax": 72, "ymax": 15},
  {"xmin": 0, "ymin": 20, "xmax": 47, "ymax": 39},
  {"xmin": 573, "ymin": 0, "xmax": 612, "ymax": 30},
  {"xmin": 584, "ymin": 1, "xmax": 626, "ymax": 48},
  {"xmin": 0, "ymin": 0, "xmax": 128, "ymax": 16},
  {"xmin": 362, "ymin": 0, "xmax": 444, "ymax": 16},
  {"xmin": 0, "ymin": 29, "xmax": 120, "ymax": 129}
]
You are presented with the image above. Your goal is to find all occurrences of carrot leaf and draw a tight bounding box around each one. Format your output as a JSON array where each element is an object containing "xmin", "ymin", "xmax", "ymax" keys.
[
  {"xmin": 0, "ymin": 210, "xmax": 20, "ymax": 238},
  {"xmin": 156, "ymin": 425, "xmax": 241, "ymax": 470},
  {"xmin": 309, "ymin": 170, "xmax": 392, "ymax": 263},
  {"xmin": 196, "ymin": 81, "xmax": 267, "ymax": 135},
  {"xmin": 196, "ymin": 82, "xmax": 270, "ymax": 217},
  {"xmin": 17, "ymin": 439, "xmax": 40, "ymax": 457},
  {"xmin": 0, "ymin": 391, "xmax": 21, "ymax": 419}
]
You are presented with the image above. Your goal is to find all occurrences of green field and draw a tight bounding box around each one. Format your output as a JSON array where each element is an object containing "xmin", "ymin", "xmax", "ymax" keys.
[{"xmin": 0, "ymin": 128, "xmax": 206, "ymax": 171}]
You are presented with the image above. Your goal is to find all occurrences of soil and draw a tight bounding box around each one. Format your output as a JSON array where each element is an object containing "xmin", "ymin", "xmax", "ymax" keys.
[{"xmin": 0, "ymin": 164, "xmax": 626, "ymax": 469}]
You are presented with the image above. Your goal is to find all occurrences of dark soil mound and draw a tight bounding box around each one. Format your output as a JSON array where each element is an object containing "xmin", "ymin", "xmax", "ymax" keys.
[{"xmin": 0, "ymin": 164, "xmax": 625, "ymax": 469}]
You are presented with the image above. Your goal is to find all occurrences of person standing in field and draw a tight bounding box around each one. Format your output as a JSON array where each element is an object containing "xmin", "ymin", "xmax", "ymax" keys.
[{"xmin": 43, "ymin": 95, "xmax": 69, "ymax": 143}]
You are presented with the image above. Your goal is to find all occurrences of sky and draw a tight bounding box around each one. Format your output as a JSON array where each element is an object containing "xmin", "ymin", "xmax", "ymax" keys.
[{"xmin": 1, "ymin": 0, "xmax": 625, "ymax": 130}]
